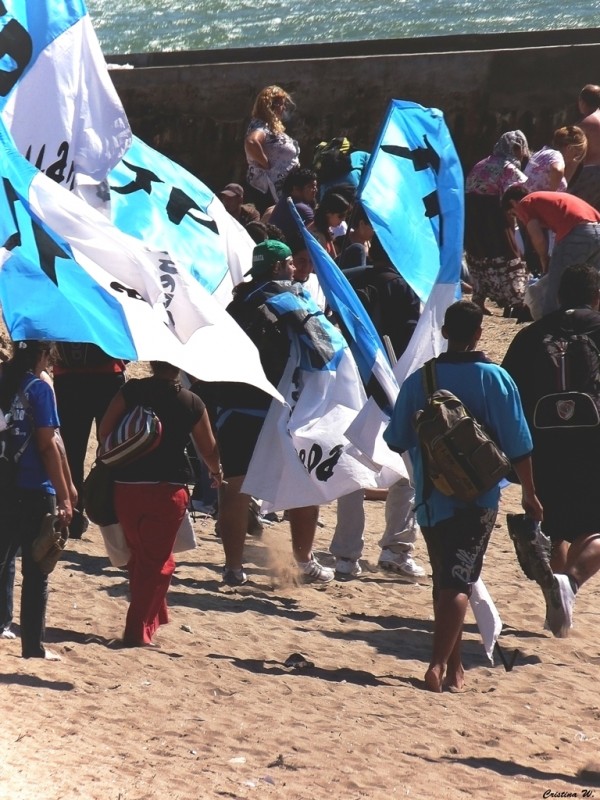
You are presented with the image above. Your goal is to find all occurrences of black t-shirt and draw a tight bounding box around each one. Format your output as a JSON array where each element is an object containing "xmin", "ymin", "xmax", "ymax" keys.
[
  {"xmin": 113, "ymin": 377, "xmax": 205, "ymax": 484},
  {"xmin": 349, "ymin": 264, "xmax": 420, "ymax": 359}
]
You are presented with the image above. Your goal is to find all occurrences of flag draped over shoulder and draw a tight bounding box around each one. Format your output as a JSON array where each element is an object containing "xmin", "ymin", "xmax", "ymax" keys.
[
  {"xmin": 0, "ymin": 121, "xmax": 278, "ymax": 397},
  {"xmin": 108, "ymin": 136, "xmax": 253, "ymax": 306},
  {"xmin": 242, "ymin": 283, "xmax": 383, "ymax": 511},
  {"xmin": 288, "ymin": 199, "xmax": 399, "ymax": 410},
  {"xmin": 287, "ymin": 200, "xmax": 407, "ymax": 479},
  {"xmin": 359, "ymin": 100, "xmax": 464, "ymax": 386},
  {"xmin": 0, "ymin": 0, "xmax": 131, "ymax": 186}
]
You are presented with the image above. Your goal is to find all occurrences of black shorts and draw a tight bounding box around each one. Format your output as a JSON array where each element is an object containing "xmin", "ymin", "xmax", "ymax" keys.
[
  {"xmin": 534, "ymin": 446, "xmax": 600, "ymax": 542},
  {"xmin": 422, "ymin": 507, "xmax": 497, "ymax": 598},
  {"xmin": 216, "ymin": 411, "xmax": 266, "ymax": 479}
]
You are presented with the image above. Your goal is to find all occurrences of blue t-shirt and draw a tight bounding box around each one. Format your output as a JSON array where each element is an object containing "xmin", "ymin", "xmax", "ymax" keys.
[
  {"xmin": 10, "ymin": 375, "xmax": 60, "ymax": 493},
  {"xmin": 384, "ymin": 353, "xmax": 532, "ymax": 526}
]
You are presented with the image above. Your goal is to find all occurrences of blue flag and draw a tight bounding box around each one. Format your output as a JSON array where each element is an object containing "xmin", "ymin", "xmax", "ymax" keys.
[
  {"xmin": 0, "ymin": 0, "xmax": 130, "ymax": 185},
  {"xmin": 359, "ymin": 100, "xmax": 464, "ymax": 302},
  {"xmin": 288, "ymin": 200, "xmax": 399, "ymax": 409},
  {"xmin": 108, "ymin": 137, "xmax": 253, "ymax": 304},
  {"xmin": 0, "ymin": 119, "xmax": 280, "ymax": 397}
]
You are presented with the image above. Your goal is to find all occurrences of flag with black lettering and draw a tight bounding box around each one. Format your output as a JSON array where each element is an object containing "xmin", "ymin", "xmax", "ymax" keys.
[
  {"xmin": 0, "ymin": 0, "xmax": 130, "ymax": 190},
  {"xmin": 108, "ymin": 136, "xmax": 253, "ymax": 306},
  {"xmin": 242, "ymin": 283, "xmax": 382, "ymax": 510},
  {"xmin": 0, "ymin": 120, "xmax": 278, "ymax": 396}
]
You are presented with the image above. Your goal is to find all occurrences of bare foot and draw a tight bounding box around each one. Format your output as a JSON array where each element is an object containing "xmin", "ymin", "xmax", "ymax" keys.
[
  {"xmin": 424, "ymin": 665, "xmax": 444, "ymax": 692},
  {"xmin": 443, "ymin": 667, "xmax": 465, "ymax": 693},
  {"xmin": 43, "ymin": 649, "xmax": 61, "ymax": 661}
]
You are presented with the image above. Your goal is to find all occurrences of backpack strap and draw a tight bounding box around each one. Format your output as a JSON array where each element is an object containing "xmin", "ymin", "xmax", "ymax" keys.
[
  {"xmin": 13, "ymin": 375, "xmax": 42, "ymax": 464},
  {"xmin": 422, "ymin": 358, "xmax": 438, "ymax": 397},
  {"xmin": 419, "ymin": 358, "xmax": 439, "ymax": 505}
]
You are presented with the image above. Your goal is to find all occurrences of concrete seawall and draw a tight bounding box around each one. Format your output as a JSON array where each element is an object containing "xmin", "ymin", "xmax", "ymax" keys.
[{"xmin": 108, "ymin": 28, "xmax": 600, "ymax": 192}]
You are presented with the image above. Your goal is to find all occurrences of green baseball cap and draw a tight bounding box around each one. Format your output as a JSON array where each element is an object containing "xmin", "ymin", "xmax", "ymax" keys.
[{"xmin": 246, "ymin": 240, "xmax": 292, "ymax": 278}]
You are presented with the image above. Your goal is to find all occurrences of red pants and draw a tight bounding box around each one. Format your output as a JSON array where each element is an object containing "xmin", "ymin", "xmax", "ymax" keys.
[{"xmin": 114, "ymin": 482, "xmax": 189, "ymax": 645}]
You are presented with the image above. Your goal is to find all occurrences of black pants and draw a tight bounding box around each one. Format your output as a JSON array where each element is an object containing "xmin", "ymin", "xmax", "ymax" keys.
[
  {"xmin": 54, "ymin": 372, "xmax": 125, "ymax": 536},
  {"xmin": 0, "ymin": 490, "xmax": 56, "ymax": 657}
]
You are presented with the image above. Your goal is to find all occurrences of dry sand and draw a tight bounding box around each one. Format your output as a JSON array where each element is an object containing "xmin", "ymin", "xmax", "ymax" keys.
[{"xmin": 2, "ymin": 310, "xmax": 600, "ymax": 800}]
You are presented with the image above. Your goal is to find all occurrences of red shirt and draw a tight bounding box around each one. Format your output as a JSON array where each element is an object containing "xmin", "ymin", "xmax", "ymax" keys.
[{"xmin": 516, "ymin": 191, "xmax": 600, "ymax": 242}]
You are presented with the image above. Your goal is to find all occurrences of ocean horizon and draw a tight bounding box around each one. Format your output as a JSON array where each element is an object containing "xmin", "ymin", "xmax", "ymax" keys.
[{"xmin": 87, "ymin": 0, "xmax": 597, "ymax": 56}]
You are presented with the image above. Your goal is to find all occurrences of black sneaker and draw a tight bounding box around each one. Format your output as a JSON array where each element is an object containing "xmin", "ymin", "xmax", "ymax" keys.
[
  {"xmin": 506, "ymin": 513, "xmax": 553, "ymax": 589},
  {"xmin": 222, "ymin": 567, "xmax": 248, "ymax": 586}
]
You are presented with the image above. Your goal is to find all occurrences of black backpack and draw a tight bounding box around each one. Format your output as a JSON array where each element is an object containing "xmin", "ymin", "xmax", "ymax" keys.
[
  {"xmin": 533, "ymin": 322, "xmax": 600, "ymax": 430},
  {"xmin": 414, "ymin": 359, "xmax": 511, "ymax": 502},
  {"xmin": 0, "ymin": 376, "xmax": 36, "ymax": 503},
  {"xmin": 313, "ymin": 137, "xmax": 352, "ymax": 184}
]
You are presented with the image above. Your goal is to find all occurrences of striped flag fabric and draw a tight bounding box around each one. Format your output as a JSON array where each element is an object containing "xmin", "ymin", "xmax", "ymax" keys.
[
  {"xmin": 359, "ymin": 100, "xmax": 464, "ymax": 385},
  {"xmin": 108, "ymin": 136, "xmax": 254, "ymax": 306},
  {"xmin": 288, "ymin": 199, "xmax": 399, "ymax": 411},
  {"xmin": 0, "ymin": 0, "xmax": 131, "ymax": 188},
  {"xmin": 0, "ymin": 120, "xmax": 278, "ymax": 397},
  {"xmin": 241, "ymin": 283, "xmax": 384, "ymax": 510}
]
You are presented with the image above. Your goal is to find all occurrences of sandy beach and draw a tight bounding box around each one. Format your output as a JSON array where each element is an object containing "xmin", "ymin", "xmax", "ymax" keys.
[{"xmin": 2, "ymin": 309, "xmax": 600, "ymax": 800}]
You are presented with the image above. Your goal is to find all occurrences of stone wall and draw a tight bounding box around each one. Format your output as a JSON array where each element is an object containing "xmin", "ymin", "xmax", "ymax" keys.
[{"xmin": 108, "ymin": 29, "xmax": 600, "ymax": 192}]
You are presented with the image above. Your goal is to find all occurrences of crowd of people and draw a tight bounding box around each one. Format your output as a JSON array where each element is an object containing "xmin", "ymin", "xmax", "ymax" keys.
[{"xmin": 1, "ymin": 82, "xmax": 600, "ymax": 694}]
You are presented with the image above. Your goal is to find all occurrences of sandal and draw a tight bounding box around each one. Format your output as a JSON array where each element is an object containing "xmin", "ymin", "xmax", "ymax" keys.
[{"xmin": 32, "ymin": 513, "xmax": 69, "ymax": 575}]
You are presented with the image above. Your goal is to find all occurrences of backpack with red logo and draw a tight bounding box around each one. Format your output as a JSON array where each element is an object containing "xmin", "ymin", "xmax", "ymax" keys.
[{"xmin": 533, "ymin": 317, "xmax": 600, "ymax": 431}]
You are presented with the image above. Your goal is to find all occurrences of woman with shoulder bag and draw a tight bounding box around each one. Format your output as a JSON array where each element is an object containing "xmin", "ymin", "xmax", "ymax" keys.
[
  {"xmin": 0, "ymin": 340, "xmax": 74, "ymax": 660},
  {"xmin": 98, "ymin": 361, "xmax": 222, "ymax": 647}
]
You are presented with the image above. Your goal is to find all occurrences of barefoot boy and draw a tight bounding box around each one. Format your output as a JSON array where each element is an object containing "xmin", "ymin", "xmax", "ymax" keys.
[{"xmin": 383, "ymin": 300, "xmax": 542, "ymax": 692}]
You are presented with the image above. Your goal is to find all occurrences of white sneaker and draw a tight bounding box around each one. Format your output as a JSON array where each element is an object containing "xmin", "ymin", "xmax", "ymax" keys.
[
  {"xmin": 1, "ymin": 626, "xmax": 16, "ymax": 640},
  {"xmin": 378, "ymin": 549, "xmax": 426, "ymax": 579},
  {"xmin": 298, "ymin": 556, "xmax": 335, "ymax": 584},
  {"xmin": 334, "ymin": 558, "xmax": 362, "ymax": 578},
  {"xmin": 543, "ymin": 574, "xmax": 575, "ymax": 638}
]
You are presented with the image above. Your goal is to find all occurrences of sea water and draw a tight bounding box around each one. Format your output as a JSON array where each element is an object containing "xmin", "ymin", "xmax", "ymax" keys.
[{"xmin": 87, "ymin": 0, "xmax": 597, "ymax": 56}]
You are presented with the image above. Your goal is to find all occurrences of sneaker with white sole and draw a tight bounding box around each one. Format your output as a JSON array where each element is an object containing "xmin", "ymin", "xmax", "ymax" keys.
[
  {"xmin": 543, "ymin": 574, "xmax": 575, "ymax": 638},
  {"xmin": 1, "ymin": 626, "xmax": 16, "ymax": 640},
  {"xmin": 334, "ymin": 558, "xmax": 362, "ymax": 578},
  {"xmin": 378, "ymin": 549, "xmax": 426, "ymax": 579},
  {"xmin": 298, "ymin": 556, "xmax": 335, "ymax": 584}
]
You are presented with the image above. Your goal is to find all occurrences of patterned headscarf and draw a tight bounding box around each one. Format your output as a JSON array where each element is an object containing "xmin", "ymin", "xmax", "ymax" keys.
[{"xmin": 492, "ymin": 130, "xmax": 529, "ymax": 165}]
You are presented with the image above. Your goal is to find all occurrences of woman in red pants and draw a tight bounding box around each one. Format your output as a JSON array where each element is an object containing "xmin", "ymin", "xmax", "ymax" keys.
[{"xmin": 99, "ymin": 362, "xmax": 222, "ymax": 647}]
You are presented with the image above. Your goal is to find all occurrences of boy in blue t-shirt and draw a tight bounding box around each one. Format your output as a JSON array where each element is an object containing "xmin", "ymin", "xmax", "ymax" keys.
[{"xmin": 384, "ymin": 300, "xmax": 542, "ymax": 693}]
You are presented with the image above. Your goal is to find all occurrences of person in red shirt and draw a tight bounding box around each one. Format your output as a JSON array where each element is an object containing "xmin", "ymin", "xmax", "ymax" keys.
[{"xmin": 502, "ymin": 186, "xmax": 600, "ymax": 316}]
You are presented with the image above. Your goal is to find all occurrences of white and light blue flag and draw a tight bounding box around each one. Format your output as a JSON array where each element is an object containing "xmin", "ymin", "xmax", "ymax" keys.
[
  {"xmin": 108, "ymin": 136, "xmax": 253, "ymax": 306},
  {"xmin": 242, "ymin": 283, "xmax": 384, "ymax": 510},
  {"xmin": 359, "ymin": 100, "xmax": 464, "ymax": 386},
  {"xmin": 0, "ymin": 0, "xmax": 130, "ymax": 189},
  {"xmin": 359, "ymin": 99, "xmax": 463, "ymax": 305},
  {"xmin": 288, "ymin": 199, "xmax": 399, "ymax": 411},
  {"xmin": 0, "ymin": 121, "xmax": 278, "ymax": 396}
]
